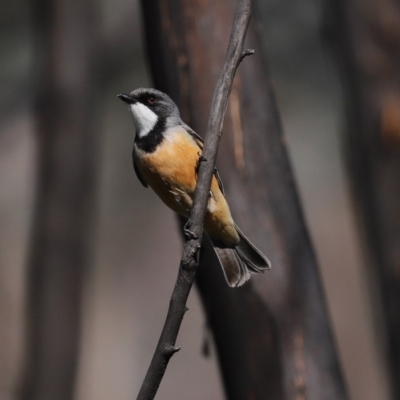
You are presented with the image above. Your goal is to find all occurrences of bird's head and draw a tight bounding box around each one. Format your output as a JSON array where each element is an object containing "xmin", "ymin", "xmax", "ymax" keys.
[{"xmin": 118, "ymin": 88, "xmax": 180, "ymax": 137}]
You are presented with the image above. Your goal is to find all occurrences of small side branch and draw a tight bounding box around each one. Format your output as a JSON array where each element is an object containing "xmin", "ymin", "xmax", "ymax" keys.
[
  {"xmin": 136, "ymin": 1, "xmax": 253, "ymax": 399},
  {"xmin": 240, "ymin": 48, "xmax": 255, "ymax": 61}
]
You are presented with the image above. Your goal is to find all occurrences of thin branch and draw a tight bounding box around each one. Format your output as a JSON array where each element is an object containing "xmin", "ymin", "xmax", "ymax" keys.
[{"xmin": 136, "ymin": 1, "xmax": 253, "ymax": 399}]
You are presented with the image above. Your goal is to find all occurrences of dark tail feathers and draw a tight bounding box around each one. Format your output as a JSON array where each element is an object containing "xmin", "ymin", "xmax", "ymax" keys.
[{"xmin": 213, "ymin": 225, "xmax": 271, "ymax": 287}]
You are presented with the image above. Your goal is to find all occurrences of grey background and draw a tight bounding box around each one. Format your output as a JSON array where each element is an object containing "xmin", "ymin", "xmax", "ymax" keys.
[{"xmin": 0, "ymin": 0, "xmax": 390, "ymax": 399}]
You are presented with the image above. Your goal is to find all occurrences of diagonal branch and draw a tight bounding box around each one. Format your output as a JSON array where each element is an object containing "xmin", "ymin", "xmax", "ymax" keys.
[{"xmin": 136, "ymin": 1, "xmax": 253, "ymax": 399}]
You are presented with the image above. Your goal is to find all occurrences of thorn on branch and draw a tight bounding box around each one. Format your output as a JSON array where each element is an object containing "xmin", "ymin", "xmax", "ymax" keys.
[
  {"xmin": 240, "ymin": 48, "xmax": 255, "ymax": 61},
  {"xmin": 165, "ymin": 345, "xmax": 181, "ymax": 358}
]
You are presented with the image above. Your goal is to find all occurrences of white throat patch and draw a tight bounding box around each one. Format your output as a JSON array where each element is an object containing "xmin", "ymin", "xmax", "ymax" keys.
[{"xmin": 129, "ymin": 103, "xmax": 158, "ymax": 137}]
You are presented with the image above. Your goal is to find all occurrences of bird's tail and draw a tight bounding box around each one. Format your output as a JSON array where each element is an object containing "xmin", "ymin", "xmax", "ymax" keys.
[{"xmin": 213, "ymin": 225, "xmax": 271, "ymax": 287}]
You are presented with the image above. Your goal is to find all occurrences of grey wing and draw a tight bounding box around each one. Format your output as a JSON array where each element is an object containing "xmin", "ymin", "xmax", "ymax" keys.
[
  {"xmin": 132, "ymin": 149, "xmax": 148, "ymax": 188},
  {"xmin": 180, "ymin": 122, "xmax": 206, "ymax": 148},
  {"xmin": 181, "ymin": 122, "xmax": 225, "ymax": 195}
]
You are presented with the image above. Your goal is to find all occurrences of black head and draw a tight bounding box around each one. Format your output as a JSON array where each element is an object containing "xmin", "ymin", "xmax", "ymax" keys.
[
  {"xmin": 118, "ymin": 88, "xmax": 180, "ymax": 128},
  {"xmin": 118, "ymin": 88, "xmax": 182, "ymax": 153}
]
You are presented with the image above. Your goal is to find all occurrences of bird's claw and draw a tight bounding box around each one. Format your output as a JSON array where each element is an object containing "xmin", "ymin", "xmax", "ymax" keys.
[
  {"xmin": 183, "ymin": 223, "xmax": 199, "ymax": 240},
  {"xmin": 196, "ymin": 154, "xmax": 207, "ymax": 171}
]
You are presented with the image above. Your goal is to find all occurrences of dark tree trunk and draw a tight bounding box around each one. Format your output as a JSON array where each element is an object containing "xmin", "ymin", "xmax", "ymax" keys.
[
  {"xmin": 141, "ymin": 1, "xmax": 347, "ymax": 399},
  {"xmin": 19, "ymin": 0, "xmax": 98, "ymax": 399},
  {"xmin": 327, "ymin": 0, "xmax": 400, "ymax": 398}
]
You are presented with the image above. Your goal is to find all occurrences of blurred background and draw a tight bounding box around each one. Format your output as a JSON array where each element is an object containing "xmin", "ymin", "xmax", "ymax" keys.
[{"xmin": 0, "ymin": 0, "xmax": 397, "ymax": 399}]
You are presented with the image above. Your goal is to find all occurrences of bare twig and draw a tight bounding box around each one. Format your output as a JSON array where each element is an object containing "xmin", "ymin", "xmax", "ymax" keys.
[{"xmin": 136, "ymin": 1, "xmax": 253, "ymax": 399}]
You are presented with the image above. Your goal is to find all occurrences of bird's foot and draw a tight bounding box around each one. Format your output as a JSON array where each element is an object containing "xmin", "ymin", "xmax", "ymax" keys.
[
  {"xmin": 198, "ymin": 155, "xmax": 207, "ymax": 162},
  {"xmin": 183, "ymin": 222, "xmax": 199, "ymax": 240},
  {"xmin": 196, "ymin": 153, "xmax": 207, "ymax": 171}
]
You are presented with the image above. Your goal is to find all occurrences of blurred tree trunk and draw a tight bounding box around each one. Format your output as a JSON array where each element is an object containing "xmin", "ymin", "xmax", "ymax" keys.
[
  {"xmin": 19, "ymin": 0, "xmax": 98, "ymax": 399},
  {"xmin": 141, "ymin": 1, "xmax": 347, "ymax": 399},
  {"xmin": 327, "ymin": 0, "xmax": 400, "ymax": 398}
]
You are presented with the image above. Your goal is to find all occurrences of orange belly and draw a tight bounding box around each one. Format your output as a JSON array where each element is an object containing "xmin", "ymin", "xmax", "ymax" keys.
[{"xmin": 134, "ymin": 127, "xmax": 239, "ymax": 247}]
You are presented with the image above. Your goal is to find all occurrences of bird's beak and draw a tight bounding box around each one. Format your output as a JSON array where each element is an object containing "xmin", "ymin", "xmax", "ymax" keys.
[{"xmin": 118, "ymin": 93, "xmax": 136, "ymax": 104}]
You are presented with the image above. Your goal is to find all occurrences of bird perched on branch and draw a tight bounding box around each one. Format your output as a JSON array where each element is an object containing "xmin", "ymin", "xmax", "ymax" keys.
[{"xmin": 118, "ymin": 88, "xmax": 270, "ymax": 287}]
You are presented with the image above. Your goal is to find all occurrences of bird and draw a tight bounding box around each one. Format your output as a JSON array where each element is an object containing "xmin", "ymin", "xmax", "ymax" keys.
[{"xmin": 118, "ymin": 88, "xmax": 271, "ymax": 287}]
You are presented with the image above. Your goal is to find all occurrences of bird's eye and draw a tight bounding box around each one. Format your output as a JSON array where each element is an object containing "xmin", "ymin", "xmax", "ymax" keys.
[{"xmin": 148, "ymin": 97, "xmax": 156, "ymax": 104}]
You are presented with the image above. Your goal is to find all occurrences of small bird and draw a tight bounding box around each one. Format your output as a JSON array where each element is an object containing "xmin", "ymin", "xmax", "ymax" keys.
[{"xmin": 118, "ymin": 88, "xmax": 271, "ymax": 287}]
